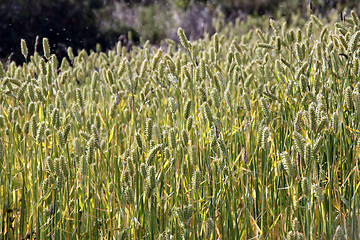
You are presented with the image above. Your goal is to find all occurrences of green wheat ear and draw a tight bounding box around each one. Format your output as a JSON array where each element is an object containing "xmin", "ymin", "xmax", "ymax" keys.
[
  {"xmin": 23, "ymin": 121, "xmax": 30, "ymax": 136},
  {"xmin": 177, "ymin": 28, "xmax": 191, "ymax": 50},
  {"xmin": 311, "ymin": 14, "xmax": 323, "ymax": 29},
  {"xmin": 21, "ymin": 39, "xmax": 28, "ymax": 59},
  {"xmin": 217, "ymin": 138, "xmax": 227, "ymax": 158},
  {"xmin": 86, "ymin": 137, "xmax": 95, "ymax": 164},
  {"xmin": 30, "ymin": 114, "xmax": 38, "ymax": 138},
  {"xmin": 303, "ymin": 143, "xmax": 312, "ymax": 166},
  {"xmin": 281, "ymin": 151, "xmax": 295, "ymax": 177},
  {"xmin": 135, "ymin": 132, "xmax": 143, "ymax": 151},
  {"xmin": 27, "ymin": 83, "xmax": 36, "ymax": 101},
  {"xmin": 192, "ymin": 170, "xmax": 201, "ymax": 190},
  {"xmin": 260, "ymin": 97, "xmax": 269, "ymax": 118},
  {"xmin": 124, "ymin": 186, "xmax": 134, "ymax": 204},
  {"xmin": 181, "ymin": 129, "xmax": 188, "ymax": 147},
  {"xmin": 60, "ymin": 155, "xmax": 69, "ymax": 178},
  {"xmin": 257, "ymin": 43, "xmax": 274, "ymax": 49},
  {"xmin": 145, "ymin": 118, "xmax": 153, "ymax": 142},
  {"xmin": 129, "ymin": 150, "xmax": 136, "ymax": 174},
  {"xmin": 275, "ymin": 36, "xmax": 281, "ymax": 51},
  {"xmin": 67, "ymin": 46, "xmax": 74, "ymax": 61},
  {"xmin": 140, "ymin": 163, "xmax": 147, "ymax": 179},
  {"xmin": 202, "ymin": 102, "xmax": 213, "ymax": 123},
  {"xmin": 301, "ymin": 177, "xmax": 310, "ymax": 197},
  {"xmin": 349, "ymin": 31, "xmax": 360, "ymax": 54},
  {"xmin": 58, "ymin": 130, "xmax": 65, "ymax": 148},
  {"xmin": 293, "ymin": 131, "xmax": 305, "ymax": 158},
  {"xmin": 54, "ymin": 157, "xmax": 62, "ymax": 179},
  {"xmin": 145, "ymin": 166, "xmax": 156, "ymax": 198},
  {"xmin": 224, "ymin": 89, "xmax": 232, "ymax": 109},
  {"xmin": 189, "ymin": 145, "xmax": 196, "ymax": 165},
  {"xmin": 213, "ymin": 33, "xmax": 219, "ymax": 53},
  {"xmin": 169, "ymin": 128, "xmax": 176, "ymax": 150},
  {"xmin": 36, "ymin": 122, "xmax": 46, "ymax": 143},
  {"xmin": 313, "ymin": 183, "xmax": 324, "ymax": 202},
  {"xmin": 74, "ymin": 138, "xmax": 81, "ymax": 156},
  {"xmin": 75, "ymin": 88, "xmax": 85, "ymax": 110},
  {"xmin": 183, "ymin": 99, "xmax": 192, "ymax": 120},
  {"xmin": 146, "ymin": 144, "xmax": 161, "ymax": 165},
  {"xmin": 307, "ymin": 21, "xmax": 313, "ymax": 38},
  {"xmin": 43, "ymin": 38, "xmax": 51, "ymax": 60},
  {"xmin": 186, "ymin": 116, "xmax": 193, "ymax": 132},
  {"xmin": 51, "ymin": 108, "xmax": 60, "ymax": 129},
  {"xmin": 123, "ymin": 169, "xmax": 130, "ymax": 184}
]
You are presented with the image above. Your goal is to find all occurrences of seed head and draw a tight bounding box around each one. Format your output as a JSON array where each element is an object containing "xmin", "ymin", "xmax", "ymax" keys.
[
  {"xmin": 169, "ymin": 128, "xmax": 176, "ymax": 149},
  {"xmin": 192, "ymin": 170, "xmax": 201, "ymax": 190},
  {"xmin": 281, "ymin": 151, "xmax": 295, "ymax": 177},
  {"xmin": 313, "ymin": 183, "xmax": 324, "ymax": 202},
  {"xmin": 301, "ymin": 177, "xmax": 310, "ymax": 197},
  {"xmin": 217, "ymin": 138, "xmax": 227, "ymax": 158},
  {"xmin": 145, "ymin": 118, "xmax": 153, "ymax": 142},
  {"xmin": 36, "ymin": 122, "xmax": 46, "ymax": 143},
  {"xmin": 184, "ymin": 99, "xmax": 192, "ymax": 120},
  {"xmin": 202, "ymin": 102, "xmax": 213, "ymax": 123},
  {"xmin": 146, "ymin": 144, "xmax": 161, "ymax": 165},
  {"xmin": 177, "ymin": 28, "xmax": 191, "ymax": 50},
  {"xmin": 30, "ymin": 115, "xmax": 38, "ymax": 138},
  {"xmin": 349, "ymin": 31, "xmax": 360, "ymax": 54},
  {"xmin": 206, "ymin": 217, "xmax": 214, "ymax": 239},
  {"xmin": 43, "ymin": 38, "xmax": 51, "ymax": 60}
]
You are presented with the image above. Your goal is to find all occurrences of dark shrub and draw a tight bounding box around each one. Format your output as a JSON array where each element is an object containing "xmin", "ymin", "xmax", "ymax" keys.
[{"xmin": 0, "ymin": 0, "xmax": 138, "ymax": 64}]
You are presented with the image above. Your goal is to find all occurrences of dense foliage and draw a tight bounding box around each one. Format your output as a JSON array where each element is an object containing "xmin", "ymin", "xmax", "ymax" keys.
[{"xmin": 1, "ymin": 9, "xmax": 360, "ymax": 239}]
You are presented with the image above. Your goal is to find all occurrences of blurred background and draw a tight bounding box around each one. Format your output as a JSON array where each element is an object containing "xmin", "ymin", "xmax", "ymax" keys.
[{"xmin": 1, "ymin": 0, "xmax": 359, "ymax": 64}]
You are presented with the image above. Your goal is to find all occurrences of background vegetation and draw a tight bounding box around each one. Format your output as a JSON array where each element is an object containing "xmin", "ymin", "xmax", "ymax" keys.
[{"xmin": 2, "ymin": 0, "xmax": 360, "ymax": 64}]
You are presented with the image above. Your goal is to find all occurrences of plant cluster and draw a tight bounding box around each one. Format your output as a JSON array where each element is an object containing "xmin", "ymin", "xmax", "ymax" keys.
[{"xmin": 1, "ymin": 9, "xmax": 360, "ymax": 239}]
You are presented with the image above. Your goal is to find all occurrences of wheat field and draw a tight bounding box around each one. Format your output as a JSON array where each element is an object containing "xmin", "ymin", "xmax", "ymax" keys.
[{"xmin": 0, "ymin": 10, "xmax": 360, "ymax": 240}]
